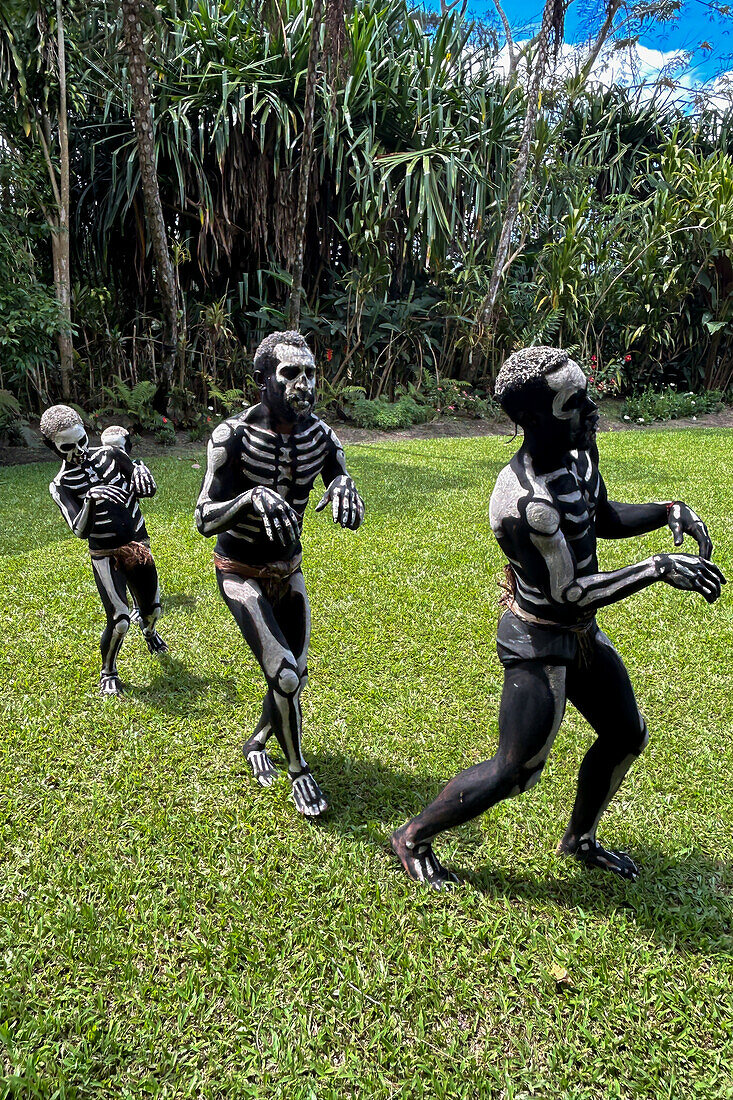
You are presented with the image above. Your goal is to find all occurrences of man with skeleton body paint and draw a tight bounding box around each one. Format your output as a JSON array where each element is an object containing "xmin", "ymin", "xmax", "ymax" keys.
[
  {"xmin": 392, "ymin": 346, "xmax": 725, "ymax": 889},
  {"xmin": 40, "ymin": 407, "xmax": 166, "ymax": 697},
  {"xmin": 195, "ymin": 331, "xmax": 364, "ymax": 818}
]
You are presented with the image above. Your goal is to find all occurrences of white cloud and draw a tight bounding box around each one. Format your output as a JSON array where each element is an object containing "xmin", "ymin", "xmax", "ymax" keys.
[{"xmin": 490, "ymin": 37, "xmax": 733, "ymax": 110}]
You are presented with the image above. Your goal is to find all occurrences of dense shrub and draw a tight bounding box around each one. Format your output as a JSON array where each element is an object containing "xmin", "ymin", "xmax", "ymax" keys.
[{"xmin": 621, "ymin": 388, "xmax": 728, "ymax": 423}]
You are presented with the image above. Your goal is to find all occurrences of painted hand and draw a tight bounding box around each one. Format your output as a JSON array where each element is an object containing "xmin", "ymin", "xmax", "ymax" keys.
[
  {"xmin": 316, "ymin": 475, "xmax": 364, "ymax": 529},
  {"xmin": 250, "ymin": 486, "xmax": 300, "ymax": 547},
  {"xmin": 87, "ymin": 484, "xmax": 130, "ymax": 507},
  {"xmin": 667, "ymin": 502, "xmax": 713, "ymax": 559},
  {"xmin": 655, "ymin": 552, "xmax": 726, "ymax": 604},
  {"xmin": 131, "ymin": 462, "xmax": 156, "ymax": 497}
]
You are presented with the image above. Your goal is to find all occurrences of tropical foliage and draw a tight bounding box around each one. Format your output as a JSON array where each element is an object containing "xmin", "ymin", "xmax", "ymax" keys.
[{"xmin": 1, "ymin": 0, "xmax": 732, "ymax": 424}]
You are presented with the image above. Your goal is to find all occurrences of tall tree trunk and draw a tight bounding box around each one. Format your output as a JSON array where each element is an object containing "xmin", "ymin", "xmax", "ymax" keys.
[
  {"xmin": 479, "ymin": 0, "xmax": 563, "ymax": 329},
  {"xmin": 288, "ymin": 0, "xmax": 325, "ymax": 330},
  {"xmin": 54, "ymin": 0, "xmax": 73, "ymax": 398},
  {"xmin": 479, "ymin": 0, "xmax": 622, "ymax": 332},
  {"xmin": 121, "ymin": 0, "xmax": 178, "ymax": 402}
]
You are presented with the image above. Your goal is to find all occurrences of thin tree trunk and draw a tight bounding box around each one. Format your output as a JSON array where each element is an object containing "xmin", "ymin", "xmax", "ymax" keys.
[
  {"xmin": 288, "ymin": 0, "xmax": 325, "ymax": 330},
  {"xmin": 479, "ymin": 0, "xmax": 623, "ymax": 331},
  {"xmin": 479, "ymin": 0, "xmax": 560, "ymax": 329},
  {"xmin": 121, "ymin": 0, "xmax": 178, "ymax": 401}
]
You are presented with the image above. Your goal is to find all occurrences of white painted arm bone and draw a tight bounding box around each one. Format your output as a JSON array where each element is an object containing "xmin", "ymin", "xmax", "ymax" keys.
[{"xmin": 527, "ymin": 501, "xmax": 724, "ymax": 612}]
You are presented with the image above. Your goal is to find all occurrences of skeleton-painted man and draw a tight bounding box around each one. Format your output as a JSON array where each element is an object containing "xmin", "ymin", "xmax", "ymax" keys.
[
  {"xmin": 40, "ymin": 407, "xmax": 166, "ymax": 697},
  {"xmin": 195, "ymin": 331, "xmax": 364, "ymax": 817},
  {"xmin": 392, "ymin": 346, "xmax": 726, "ymax": 889}
]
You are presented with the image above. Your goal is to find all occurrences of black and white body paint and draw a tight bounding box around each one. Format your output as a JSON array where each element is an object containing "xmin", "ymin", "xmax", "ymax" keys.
[
  {"xmin": 41, "ymin": 407, "xmax": 166, "ymax": 696},
  {"xmin": 195, "ymin": 331, "xmax": 364, "ymax": 817},
  {"xmin": 392, "ymin": 347, "xmax": 725, "ymax": 890}
]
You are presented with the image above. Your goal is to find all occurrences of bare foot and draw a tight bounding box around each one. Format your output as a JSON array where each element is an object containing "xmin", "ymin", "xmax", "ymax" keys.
[
  {"xmin": 390, "ymin": 825, "xmax": 459, "ymax": 890},
  {"xmin": 99, "ymin": 672, "xmax": 123, "ymax": 697},
  {"xmin": 244, "ymin": 744, "xmax": 279, "ymax": 788},
  {"xmin": 558, "ymin": 836, "xmax": 639, "ymax": 881},
  {"xmin": 289, "ymin": 768, "xmax": 328, "ymax": 817},
  {"xmin": 143, "ymin": 630, "xmax": 167, "ymax": 655}
]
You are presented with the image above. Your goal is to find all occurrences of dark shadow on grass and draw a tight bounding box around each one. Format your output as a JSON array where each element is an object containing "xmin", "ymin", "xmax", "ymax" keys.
[
  {"xmin": 304, "ymin": 751, "xmax": 731, "ymax": 954},
  {"xmin": 460, "ymin": 846, "xmax": 732, "ymax": 955},
  {"xmin": 161, "ymin": 591, "xmax": 199, "ymax": 611},
  {"xmin": 125, "ymin": 654, "xmax": 241, "ymax": 714}
]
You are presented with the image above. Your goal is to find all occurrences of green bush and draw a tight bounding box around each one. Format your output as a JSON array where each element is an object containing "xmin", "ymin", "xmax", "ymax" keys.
[
  {"xmin": 422, "ymin": 377, "xmax": 500, "ymax": 420},
  {"xmin": 622, "ymin": 387, "xmax": 728, "ymax": 423},
  {"xmin": 347, "ymin": 392, "xmax": 436, "ymax": 430}
]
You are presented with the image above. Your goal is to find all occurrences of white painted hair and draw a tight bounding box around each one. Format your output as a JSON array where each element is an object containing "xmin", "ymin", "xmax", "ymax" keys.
[
  {"xmin": 494, "ymin": 347, "xmax": 569, "ymax": 398},
  {"xmin": 40, "ymin": 404, "xmax": 83, "ymax": 439}
]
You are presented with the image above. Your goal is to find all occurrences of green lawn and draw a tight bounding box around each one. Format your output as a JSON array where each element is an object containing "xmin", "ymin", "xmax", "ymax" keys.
[{"xmin": 0, "ymin": 430, "xmax": 732, "ymax": 1100}]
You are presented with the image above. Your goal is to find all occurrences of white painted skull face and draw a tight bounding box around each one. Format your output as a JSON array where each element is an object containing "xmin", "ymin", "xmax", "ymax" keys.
[
  {"xmin": 273, "ymin": 342, "xmax": 316, "ymax": 417},
  {"xmin": 545, "ymin": 359, "xmax": 598, "ymax": 449},
  {"xmin": 53, "ymin": 421, "xmax": 89, "ymax": 463},
  {"xmin": 100, "ymin": 425, "xmax": 130, "ymax": 452}
]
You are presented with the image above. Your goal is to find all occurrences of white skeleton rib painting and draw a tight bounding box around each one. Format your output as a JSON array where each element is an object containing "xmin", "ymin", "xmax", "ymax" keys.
[
  {"xmin": 391, "ymin": 347, "xmax": 726, "ymax": 890},
  {"xmin": 41, "ymin": 408, "xmax": 166, "ymax": 696},
  {"xmin": 195, "ymin": 331, "xmax": 364, "ymax": 818}
]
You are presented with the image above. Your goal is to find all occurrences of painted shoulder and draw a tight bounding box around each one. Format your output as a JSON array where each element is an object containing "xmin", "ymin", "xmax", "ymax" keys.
[
  {"xmin": 209, "ymin": 413, "xmax": 248, "ymax": 447},
  {"xmin": 489, "ymin": 462, "xmax": 523, "ymax": 533},
  {"xmin": 310, "ymin": 416, "xmax": 343, "ymax": 447}
]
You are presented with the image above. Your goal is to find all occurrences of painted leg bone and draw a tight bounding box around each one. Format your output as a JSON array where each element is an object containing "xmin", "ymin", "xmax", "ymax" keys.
[
  {"xmin": 92, "ymin": 556, "xmax": 130, "ymax": 697},
  {"xmin": 218, "ymin": 572, "xmax": 327, "ymax": 817},
  {"xmin": 127, "ymin": 560, "xmax": 166, "ymax": 655}
]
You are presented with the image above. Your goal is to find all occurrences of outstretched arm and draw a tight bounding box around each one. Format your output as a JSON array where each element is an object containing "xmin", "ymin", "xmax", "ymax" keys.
[
  {"xmin": 316, "ymin": 424, "xmax": 364, "ymax": 529},
  {"xmin": 595, "ymin": 472, "xmax": 712, "ymax": 558},
  {"xmin": 525, "ymin": 501, "xmax": 724, "ymax": 615}
]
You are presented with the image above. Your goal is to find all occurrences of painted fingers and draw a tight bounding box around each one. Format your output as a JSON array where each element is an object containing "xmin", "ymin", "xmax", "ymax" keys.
[
  {"xmin": 87, "ymin": 484, "xmax": 130, "ymax": 507},
  {"xmin": 315, "ymin": 475, "xmax": 365, "ymax": 529},
  {"xmin": 667, "ymin": 502, "xmax": 713, "ymax": 559},
  {"xmin": 251, "ymin": 486, "xmax": 300, "ymax": 547},
  {"xmin": 657, "ymin": 553, "xmax": 727, "ymax": 603},
  {"xmin": 131, "ymin": 462, "xmax": 157, "ymax": 497}
]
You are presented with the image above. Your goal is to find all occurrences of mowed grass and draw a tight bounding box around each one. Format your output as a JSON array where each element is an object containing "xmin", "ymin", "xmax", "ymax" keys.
[{"xmin": 0, "ymin": 429, "xmax": 732, "ymax": 1100}]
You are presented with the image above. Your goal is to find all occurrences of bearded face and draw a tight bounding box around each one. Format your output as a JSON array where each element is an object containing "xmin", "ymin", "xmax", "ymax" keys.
[
  {"xmin": 52, "ymin": 421, "xmax": 89, "ymax": 464},
  {"xmin": 262, "ymin": 342, "xmax": 317, "ymax": 424},
  {"xmin": 543, "ymin": 360, "xmax": 599, "ymax": 452}
]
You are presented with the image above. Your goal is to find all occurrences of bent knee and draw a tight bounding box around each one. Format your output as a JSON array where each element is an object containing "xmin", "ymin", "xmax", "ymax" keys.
[
  {"xmin": 506, "ymin": 761, "xmax": 545, "ymax": 798},
  {"xmin": 633, "ymin": 716, "xmax": 649, "ymax": 755},
  {"xmin": 275, "ymin": 664, "xmax": 301, "ymax": 696},
  {"xmin": 113, "ymin": 616, "xmax": 131, "ymax": 638}
]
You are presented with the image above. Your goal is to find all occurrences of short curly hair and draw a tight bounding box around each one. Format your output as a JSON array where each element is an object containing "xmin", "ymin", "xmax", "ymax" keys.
[
  {"xmin": 253, "ymin": 331, "xmax": 311, "ymax": 381},
  {"xmin": 494, "ymin": 347, "xmax": 570, "ymax": 423},
  {"xmin": 40, "ymin": 404, "xmax": 83, "ymax": 439}
]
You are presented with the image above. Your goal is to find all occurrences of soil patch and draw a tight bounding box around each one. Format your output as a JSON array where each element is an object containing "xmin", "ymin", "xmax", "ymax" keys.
[{"xmin": 2, "ymin": 409, "xmax": 732, "ymax": 467}]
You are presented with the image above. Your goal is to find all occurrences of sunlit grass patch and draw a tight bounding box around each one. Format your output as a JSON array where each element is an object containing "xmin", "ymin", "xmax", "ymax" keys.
[{"xmin": 0, "ymin": 429, "xmax": 731, "ymax": 1099}]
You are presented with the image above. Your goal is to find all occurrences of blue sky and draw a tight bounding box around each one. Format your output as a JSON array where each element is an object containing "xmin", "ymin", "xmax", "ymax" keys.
[{"xmin": 469, "ymin": 0, "xmax": 733, "ymax": 85}]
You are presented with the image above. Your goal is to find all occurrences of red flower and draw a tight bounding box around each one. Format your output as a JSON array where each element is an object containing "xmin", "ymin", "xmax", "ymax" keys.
[
  {"xmin": 162, "ymin": 417, "xmax": 168, "ymax": 423},
  {"xmin": 326, "ymin": 348, "xmax": 333, "ymax": 362},
  {"xmin": 624, "ymin": 354, "xmax": 632, "ymax": 362},
  {"xmin": 590, "ymin": 355, "xmax": 597, "ymax": 364}
]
